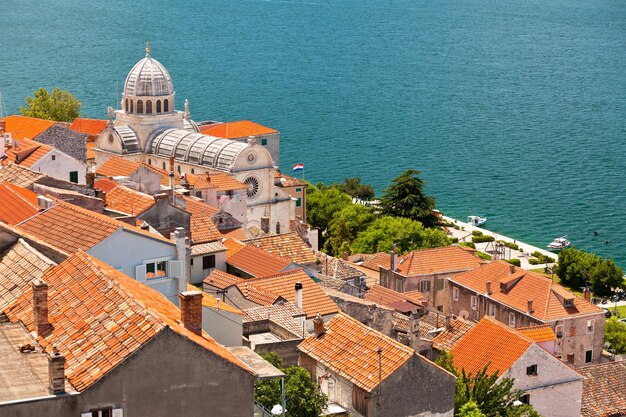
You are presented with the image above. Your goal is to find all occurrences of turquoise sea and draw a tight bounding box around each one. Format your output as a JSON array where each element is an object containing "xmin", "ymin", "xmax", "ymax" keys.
[{"xmin": 2, "ymin": 0, "xmax": 626, "ymax": 266}]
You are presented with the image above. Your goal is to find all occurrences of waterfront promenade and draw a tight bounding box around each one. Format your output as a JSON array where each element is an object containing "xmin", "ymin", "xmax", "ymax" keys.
[{"xmin": 442, "ymin": 215, "xmax": 557, "ymax": 271}]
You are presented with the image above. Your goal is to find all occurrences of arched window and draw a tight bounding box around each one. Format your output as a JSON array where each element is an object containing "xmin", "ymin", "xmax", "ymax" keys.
[
  {"xmin": 130, "ymin": 100, "xmax": 134, "ymax": 113},
  {"xmin": 156, "ymin": 100, "xmax": 162, "ymax": 113},
  {"xmin": 164, "ymin": 99, "xmax": 169, "ymax": 112},
  {"xmin": 146, "ymin": 100, "xmax": 152, "ymax": 114},
  {"xmin": 137, "ymin": 100, "xmax": 144, "ymax": 114},
  {"xmin": 177, "ymin": 165, "xmax": 181, "ymax": 174},
  {"xmin": 148, "ymin": 159, "xmax": 152, "ymax": 165},
  {"xmin": 276, "ymin": 222, "xmax": 281, "ymax": 234},
  {"xmin": 125, "ymin": 98, "xmax": 129, "ymax": 112}
]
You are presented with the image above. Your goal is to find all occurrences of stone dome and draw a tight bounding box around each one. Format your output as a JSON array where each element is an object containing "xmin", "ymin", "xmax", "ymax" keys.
[{"xmin": 123, "ymin": 55, "xmax": 174, "ymax": 97}]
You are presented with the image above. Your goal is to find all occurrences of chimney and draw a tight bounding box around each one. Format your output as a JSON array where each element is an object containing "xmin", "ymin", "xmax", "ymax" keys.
[
  {"xmin": 32, "ymin": 279, "xmax": 50, "ymax": 336},
  {"xmin": 582, "ymin": 287, "xmax": 591, "ymax": 301},
  {"xmin": 409, "ymin": 310, "xmax": 420, "ymax": 334},
  {"xmin": 390, "ymin": 244, "xmax": 397, "ymax": 271},
  {"xmin": 294, "ymin": 282, "xmax": 303, "ymax": 309},
  {"xmin": 169, "ymin": 156, "xmax": 175, "ymax": 202},
  {"xmin": 171, "ymin": 227, "xmax": 189, "ymax": 293},
  {"xmin": 509, "ymin": 264, "xmax": 516, "ymax": 274},
  {"xmin": 446, "ymin": 315, "xmax": 453, "ymax": 330},
  {"xmin": 48, "ymin": 348, "xmax": 65, "ymax": 395},
  {"xmin": 313, "ymin": 313, "xmax": 325, "ymax": 337},
  {"xmin": 179, "ymin": 291, "xmax": 203, "ymax": 336},
  {"xmin": 527, "ymin": 299, "xmax": 534, "ymax": 314},
  {"xmin": 485, "ymin": 281, "xmax": 492, "ymax": 295},
  {"xmin": 261, "ymin": 216, "xmax": 270, "ymax": 234}
]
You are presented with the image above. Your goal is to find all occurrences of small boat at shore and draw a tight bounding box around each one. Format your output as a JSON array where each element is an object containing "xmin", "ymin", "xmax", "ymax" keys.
[
  {"xmin": 547, "ymin": 236, "xmax": 571, "ymax": 251},
  {"xmin": 468, "ymin": 216, "xmax": 487, "ymax": 227}
]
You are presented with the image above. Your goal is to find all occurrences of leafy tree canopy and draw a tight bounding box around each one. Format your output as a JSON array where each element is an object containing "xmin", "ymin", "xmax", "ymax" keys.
[
  {"xmin": 255, "ymin": 353, "xmax": 327, "ymax": 417},
  {"xmin": 604, "ymin": 318, "xmax": 626, "ymax": 354},
  {"xmin": 380, "ymin": 169, "xmax": 439, "ymax": 228},
  {"xmin": 20, "ymin": 87, "xmax": 81, "ymax": 122},
  {"xmin": 323, "ymin": 204, "xmax": 376, "ymax": 256},
  {"xmin": 555, "ymin": 247, "xmax": 623, "ymax": 296},
  {"xmin": 351, "ymin": 216, "xmax": 450, "ymax": 255},
  {"xmin": 306, "ymin": 184, "xmax": 352, "ymax": 234},
  {"xmin": 458, "ymin": 400, "xmax": 486, "ymax": 417},
  {"xmin": 334, "ymin": 177, "xmax": 375, "ymax": 201}
]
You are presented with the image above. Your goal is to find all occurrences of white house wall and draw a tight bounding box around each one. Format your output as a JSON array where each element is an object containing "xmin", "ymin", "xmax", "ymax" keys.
[
  {"xmin": 201, "ymin": 305, "xmax": 243, "ymax": 347},
  {"xmin": 30, "ymin": 149, "xmax": 87, "ymax": 184},
  {"xmin": 190, "ymin": 251, "xmax": 227, "ymax": 284}
]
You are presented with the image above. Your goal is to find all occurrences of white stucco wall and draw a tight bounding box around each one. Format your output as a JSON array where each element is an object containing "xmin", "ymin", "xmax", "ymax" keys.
[
  {"xmin": 30, "ymin": 149, "xmax": 87, "ymax": 184},
  {"xmin": 201, "ymin": 305, "xmax": 242, "ymax": 347},
  {"xmin": 504, "ymin": 344, "xmax": 583, "ymax": 417},
  {"xmin": 190, "ymin": 251, "xmax": 227, "ymax": 284}
]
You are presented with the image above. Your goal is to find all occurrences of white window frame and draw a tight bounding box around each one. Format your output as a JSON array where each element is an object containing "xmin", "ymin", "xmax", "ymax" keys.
[
  {"xmin": 587, "ymin": 319, "xmax": 594, "ymax": 334},
  {"xmin": 509, "ymin": 312, "xmax": 516, "ymax": 327},
  {"xmin": 143, "ymin": 256, "xmax": 172, "ymax": 280},
  {"xmin": 470, "ymin": 295, "xmax": 477, "ymax": 310},
  {"xmin": 452, "ymin": 286, "xmax": 459, "ymax": 301},
  {"xmin": 420, "ymin": 280, "xmax": 431, "ymax": 293}
]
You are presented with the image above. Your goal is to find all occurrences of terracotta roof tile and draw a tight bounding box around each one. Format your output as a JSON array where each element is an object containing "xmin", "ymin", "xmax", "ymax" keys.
[
  {"xmin": 4, "ymin": 181, "xmax": 39, "ymax": 205},
  {"xmin": 298, "ymin": 313, "xmax": 415, "ymax": 392},
  {"xmin": 395, "ymin": 246, "xmax": 483, "ymax": 276},
  {"xmin": 244, "ymin": 269, "xmax": 339, "ymax": 318},
  {"xmin": 236, "ymin": 281, "xmax": 283, "ymax": 306},
  {"xmin": 0, "ymin": 182, "xmax": 40, "ymax": 225},
  {"xmin": 179, "ymin": 195, "xmax": 219, "ymax": 217},
  {"xmin": 86, "ymin": 142, "xmax": 96, "ymax": 159},
  {"xmin": 2, "ymin": 115, "xmax": 55, "ymax": 140},
  {"xmin": 204, "ymin": 270, "xmax": 243, "ymax": 290},
  {"xmin": 364, "ymin": 285, "xmax": 422, "ymax": 311},
  {"xmin": 199, "ymin": 120, "xmax": 277, "ymax": 139},
  {"xmin": 246, "ymin": 232, "xmax": 315, "ymax": 264},
  {"xmin": 5, "ymin": 137, "xmax": 53, "ymax": 168},
  {"xmin": 0, "ymin": 162, "xmax": 46, "ymax": 187},
  {"xmin": 579, "ymin": 361, "xmax": 626, "ymax": 417},
  {"xmin": 451, "ymin": 316, "xmax": 532, "ymax": 375},
  {"xmin": 184, "ymin": 172, "xmax": 246, "ymax": 192},
  {"xmin": 275, "ymin": 172, "xmax": 307, "ymax": 187},
  {"xmin": 227, "ymin": 245, "xmax": 291, "ymax": 278},
  {"xmin": 223, "ymin": 238, "xmax": 246, "ymax": 258},
  {"xmin": 450, "ymin": 261, "xmax": 603, "ymax": 321},
  {"xmin": 95, "ymin": 156, "xmax": 141, "ymax": 177},
  {"xmin": 221, "ymin": 228, "xmax": 249, "ymax": 240},
  {"xmin": 361, "ymin": 252, "xmax": 391, "ymax": 271},
  {"xmin": 191, "ymin": 214, "xmax": 222, "ymax": 244},
  {"xmin": 17, "ymin": 200, "xmax": 172, "ymax": 254},
  {"xmin": 516, "ymin": 324, "xmax": 557, "ymax": 343},
  {"xmin": 315, "ymin": 253, "xmax": 365, "ymax": 281},
  {"xmin": 93, "ymin": 177, "xmax": 120, "ymax": 193},
  {"xmin": 191, "ymin": 240, "xmax": 227, "ymax": 256},
  {"xmin": 432, "ymin": 318, "xmax": 475, "ymax": 351},
  {"xmin": 104, "ymin": 185, "xmax": 155, "ymax": 215},
  {"xmin": 243, "ymin": 303, "xmax": 308, "ymax": 337},
  {"xmin": 68, "ymin": 118, "xmax": 107, "ymax": 137}
]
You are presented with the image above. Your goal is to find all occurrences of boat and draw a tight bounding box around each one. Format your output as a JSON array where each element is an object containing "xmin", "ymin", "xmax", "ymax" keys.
[
  {"xmin": 547, "ymin": 236, "xmax": 571, "ymax": 251},
  {"xmin": 468, "ymin": 216, "xmax": 487, "ymax": 227}
]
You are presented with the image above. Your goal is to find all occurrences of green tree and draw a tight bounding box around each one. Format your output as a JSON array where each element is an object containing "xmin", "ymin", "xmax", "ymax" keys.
[
  {"xmin": 323, "ymin": 204, "xmax": 376, "ymax": 256},
  {"xmin": 335, "ymin": 177, "xmax": 375, "ymax": 200},
  {"xmin": 458, "ymin": 400, "xmax": 486, "ymax": 417},
  {"xmin": 306, "ymin": 184, "xmax": 352, "ymax": 234},
  {"xmin": 380, "ymin": 169, "xmax": 439, "ymax": 228},
  {"xmin": 436, "ymin": 351, "xmax": 541, "ymax": 417},
  {"xmin": 590, "ymin": 258, "xmax": 624, "ymax": 297},
  {"xmin": 555, "ymin": 248, "xmax": 623, "ymax": 296},
  {"xmin": 351, "ymin": 216, "xmax": 450, "ymax": 254},
  {"xmin": 20, "ymin": 87, "xmax": 81, "ymax": 122},
  {"xmin": 604, "ymin": 318, "xmax": 626, "ymax": 354},
  {"xmin": 255, "ymin": 353, "xmax": 327, "ymax": 417}
]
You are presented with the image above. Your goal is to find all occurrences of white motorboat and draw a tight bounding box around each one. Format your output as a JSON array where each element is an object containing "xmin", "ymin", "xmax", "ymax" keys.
[
  {"xmin": 547, "ymin": 236, "xmax": 571, "ymax": 251},
  {"xmin": 468, "ymin": 216, "xmax": 487, "ymax": 227}
]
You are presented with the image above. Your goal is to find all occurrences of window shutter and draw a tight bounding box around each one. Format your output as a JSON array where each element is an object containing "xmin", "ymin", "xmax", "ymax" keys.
[{"xmin": 135, "ymin": 264, "xmax": 147, "ymax": 282}]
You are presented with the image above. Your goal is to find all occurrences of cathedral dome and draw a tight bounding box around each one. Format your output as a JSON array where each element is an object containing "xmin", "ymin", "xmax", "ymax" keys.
[{"xmin": 123, "ymin": 54, "xmax": 174, "ymax": 97}]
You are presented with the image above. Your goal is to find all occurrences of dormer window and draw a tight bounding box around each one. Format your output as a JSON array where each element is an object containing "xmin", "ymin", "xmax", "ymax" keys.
[{"xmin": 564, "ymin": 298, "xmax": 574, "ymax": 307}]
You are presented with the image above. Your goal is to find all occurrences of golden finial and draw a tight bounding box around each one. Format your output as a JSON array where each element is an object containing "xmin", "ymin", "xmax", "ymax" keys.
[{"xmin": 145, "ymin": 40, "xmax": 151, "ymax": 57}]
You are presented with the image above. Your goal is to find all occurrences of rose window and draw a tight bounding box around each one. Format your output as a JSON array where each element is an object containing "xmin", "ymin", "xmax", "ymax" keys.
[{"xmin": 245, "ymin": 176, "xmax": 260, "ymax": 198}]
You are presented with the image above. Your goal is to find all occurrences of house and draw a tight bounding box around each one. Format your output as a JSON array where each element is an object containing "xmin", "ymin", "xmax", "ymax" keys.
[
  {"xmin": 275, "ymin": 171, "xmax": 307, "ymax": 222},
  {"xmin": 364, "ymin": 284, "xmax": 423, "ymax": 314},
  {"xmin": 245, "ymin": 231, "xmax": 316, "ymax": 266},
  {"xmin": 0, "ymin": 182, "xmax": 41, "ymax": 225},
  {"xmin": 0, "ymin": 250, "xmax": 257, "ymax": 417},
  {"xmin": 34, "ymin": 124, "xmax": 89, "ymax": 168},
  {"xmin": 298, "ymin": 313, "xmax": 456, "ymax": 417},
  {"xmin": 68, "ymin": 118, "xmax": 108, "ymax": 168},
  {"xmin": 431, "ymin": 317, "xmax": 475, "ymax": 353},
  {"xmin": 448, "ymin": 260, "xmax": 606, "ymax": 367},
  {"xmin": 187, "ymin": 283, "xmax": 243, "ymax": 347},
  {"xmin": 95, "ymin": 155, "xmax": 165, "ymax": 195},
  {"xmin": 314, "ymin": 252, "xmax": 367, "ymax": 294},
  {"xmin": 1, "ymin": 115, "xmax": 55, "ymax": 140},
  {"xmin": 16, "ymin": 199, "xmax": 187, "ymax": 305},
  {"xmin": 3, "ymin": 137, "xmax": 87, "ymax": 184},
  {"xmin": 379, "ymin": 245, "xmax": 484, "ymax": 313},
  {"xmin": 579, "ymin": 361, "xmax": 626, "ymax": 417},
  {"xmin": 450, "ymin": 316, "xmax": 584, "ymax": 417},
  {"xmin": 226, "ymin": 244, "xmax": 291, "ymax": 278}
]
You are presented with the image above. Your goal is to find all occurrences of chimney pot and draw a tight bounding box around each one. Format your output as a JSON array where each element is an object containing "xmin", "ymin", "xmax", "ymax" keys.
[
  {"xmin": 32, "ymin": 279, "xmax": 50, "ymax": 336},
  {"xmin": 180, "ymin": 291, "xmax": 203, "ymax": 336},
  {"xmin": 313, "ymin": 313, "xmax": 325, "ymax": 337},
  {"xmin": 446, "ymin": 315, "xmax": 453, "ymax": 330},
  {"xmin": 527, "ymin": 299, "xmax": 534, "ymax": 314},
  {"xmin": 509, "ymin": 264, "xmax": 516, "ymax": 274},
  {"xmin": 486, "ymin": 281, "xmax": 492, "ymax": 295},
  {"xmin": 583, "ymin": 287, "xmax": 591, "ymax": 301},
  {"xmin": 48, "ymin": 350, "xmax": 66, "ymax": 395},
  {"xmin": 294, "ymin": 282, "xmax": 303, "ymax": 309}
]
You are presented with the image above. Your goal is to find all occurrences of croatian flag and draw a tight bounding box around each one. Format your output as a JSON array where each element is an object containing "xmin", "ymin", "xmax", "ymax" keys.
[{"xmin": 292, "ymin": 163, "xmax": 304, "ymax": 172}]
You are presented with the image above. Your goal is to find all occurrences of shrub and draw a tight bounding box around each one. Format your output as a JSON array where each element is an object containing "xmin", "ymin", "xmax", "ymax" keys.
[
  {"xmin": 472, "ymin": 230, "xmax": 484, "ymax": 237},
  {"xmin": 451, "ymin": 237, "xmax": 459, "ymax": 243},
  {"xmin": 472, "ymin": 235, "xmax": 495, "ymax": 243},
  {"xmin": 504, "ymin": 258, "xmax": 521, "ymax": 267},
  {"xmin": 475, "ymin": 251, "xmax": 492, "ymax": 261},
  {"xmin": 529, "ymin": 258, "xmax": 540, "ymax": 265},
  {"xmin": 460, "ymin": 241, "xmax": 476, "ymax": 249}
]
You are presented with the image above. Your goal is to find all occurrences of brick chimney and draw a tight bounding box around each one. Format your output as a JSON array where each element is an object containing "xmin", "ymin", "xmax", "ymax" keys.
[
  {"xmin": 509, "ymin": 264, "xmax": 516, "ymax": 274},
  {"xmin": 180, "ymin": 291, "xmax": 203, "ymax": 336},
  {"xmin": 294, "ymin": 282, "xmax": 303, "ymax": 309},
  {"xmin": 48, "ymin": 348, "xmax": 66, "ymax": 395},
  {"xmin": 582, "ymin": 287, "xmax": 591, "ymax": 301},
  {"xmin": 313, "ymin": 313, "xmax": 325, "ymax": 338},
  {"xmin": 32, "ymin": 279, "xmax": 50, "ymax": 336},
  {"xmin": 486, "ymin": 281, "xmax": 492, "ymax": 295},
  {"xmin": 527, "ymin": 299, "xmax": 534, "ymax": 314}
]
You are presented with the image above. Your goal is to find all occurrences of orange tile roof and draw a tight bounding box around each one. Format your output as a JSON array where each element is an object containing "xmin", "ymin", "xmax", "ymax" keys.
[
  {"xmin": 95, "ymin": 156, "xmax": 141, "ymax": 177},
  {"xmin": 517, "ymin": 324, "xmax": 556, "ymax": 343},
  {"xmin": 2, "ymin": 251, "xmax": 252, "ymax": 392},
  {"xmin": 246, "ymin": 232, "xmax": 316, "ymax": 264},
  {"xmin": 432, "ymin": 318, "xmax": 475, "ymax": 352},
  {"xmin": 236, "ymin": 281, "xmax": 284, "ymax": 306},
  {"xmin": 275, "ymin": 171, "xmax": 307, "ymax": 187},
  {"xmin": 0, "ymin": 162, "xmax": 46, "ymax": 187},
  {"xmin": 0, "ymin": 182, "xmax": 40, "ymax": 225},
  {"xmin": 187, "ymin": 284, "xmax": 243, "ymax": 315},
  {"xmin": 404, "ymin": 289, "xmax": 425, "ymax": 301},
  {"xmin": 221, "ymin": 227, "xmax": 249, "ymax": 240},
  {"xmin": 104, "ymin": 185, "xmax": 155, "ymax": 215},
  {"xmin": 227, "ymin": 245, "xmax": 291, "ymax": 278},
  {"xmin": 450, "ymin": 261, "xmax": 604, "ymax": 321},
  {"xmin": 5, "ymin": 137, "xmax": 53, "ymax": 168},
  {"xmin": 17, "ymin": 199, "xmax": 172, "ymax": 254},
  {"xmin": 364, "ymin": 285, "xmax": 422, "ymax": 310},
  {"xmin": 451, "ymin": 316, "xmax": 532, "ymax": 376},
  {"xmin": 180, "ymin": 195, "xmax": 219, "ymax": 217},
  {"xmin": 199, "ymin": 120, "xmax": 277, "ymax": 139},
  {"xmin": 2, "ymin": 115, "xmax": 55, "ymax": 140},
  {"xmin": 579, "ymin": 361, "xmax": 626, "ymax": 417},
  {"xmin": 298, "ymin": 313, "xmax": 415, "ymax": 392},
  {"xmin": 223, "ymin": 238, "xmax": 247, "ymax": 257},
  {"xmin": 361, "ymin": 252, "xmax": 391, "ymax": 271},
  {"xmin": 244, "ymin": 269, "xmax": 339, "ymax": 318},
  {"xmin": 204, "ymin": 270, "xmax": 243, "ymax": 290},
  {"xmin": 191, "ymin": 214, "xmax": 222, "ymax": 244},
  {"xmin": 4, "ymin": 181, "xmax": 39, "ymax": 206},
  {"xmin": 395, "ymin": 246, "xmax": 483, "ymax": 276},
  {"xmin": 0, "ymin": 239, "xmax": 56, "ymax": 311},
  {"xmin": 86, "ymin": 142, "xmax": 96, "ymax": 159},
  {"xmin": 93, "ymin": 177, "xmax": 120, "ymax": 193},
  {"xmin": 68, "ymin": 118, "xmax": 107, "ymax": 137},
  {"xmin": 184, "ymin": 172, "xmax": 246, "ymax": 192}
]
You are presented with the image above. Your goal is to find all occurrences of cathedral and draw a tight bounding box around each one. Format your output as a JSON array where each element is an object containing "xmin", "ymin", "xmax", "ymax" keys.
[{"xmin": 94, "ymin": 46, "xmax": 295, "ymax": 234}]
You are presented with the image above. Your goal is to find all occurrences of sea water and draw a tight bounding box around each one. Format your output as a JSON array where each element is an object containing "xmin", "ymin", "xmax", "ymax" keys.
[{"xmin": 1, "ymin": 0, "xmax": 625, "ymax": 265}]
